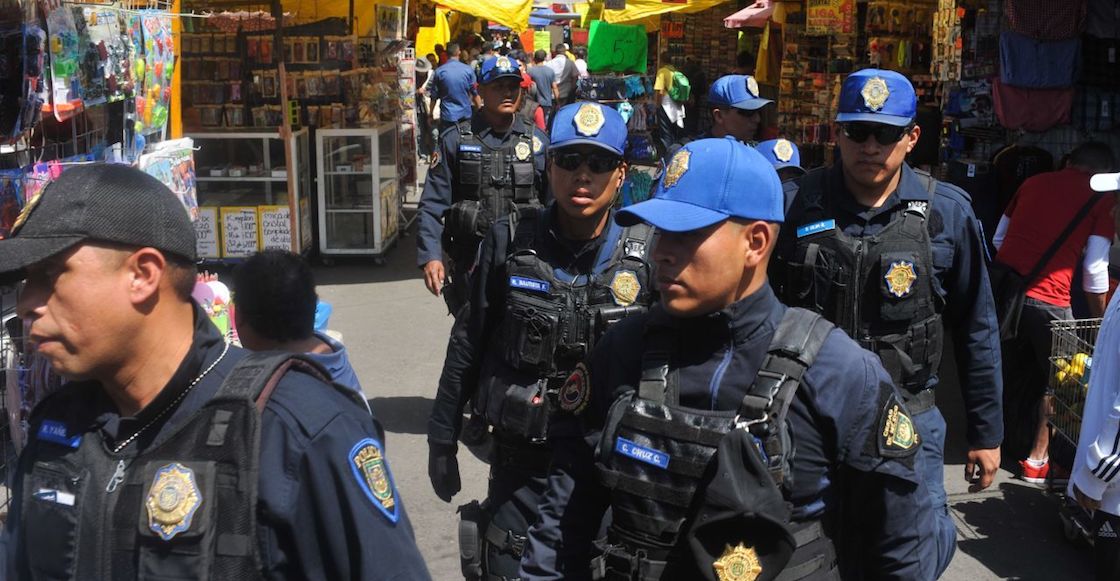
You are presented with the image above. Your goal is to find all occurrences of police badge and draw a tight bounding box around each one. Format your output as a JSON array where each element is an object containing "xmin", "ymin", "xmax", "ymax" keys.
[
  {"xmin": 663, "ymin": 150, "xmax": 690, "ymax": 189},
  {"xmin": 495, "ymin": 56, "xmax": 512, "ymax": 71},
  {"xmin": 610, "ymin": 270, "xmax": 641, "ymax": 307},
  {"xmin": 773, "ymin": 139, "xmax": 794, "ymax": 163},
  {"xmin": 145, "ymin": 463, "xmax": 203, "ymax": 541},
  {"xmin": 350, "ymin": 438, "xmax": 400, "ymax": 523},
  {"xmin": 884, "ymin": 260, "xmax": 918, "ymax": 298},
  {"xmin": 713, "ymin": 543, "xmax": 763, "ymax": 581},
  {"xmin": 746, "ymin": 76, "xmax": 760, "ymax": 98},
  {"xmin": 575, "ymin": 103, "xmax": 605, "ymax": 136},
  {"xmin": 532, "ymin": 135, "xmax": 544, "ymax": 154},
  {"xmin": 515, "ymin": 141, "xmax": 531, "ymax": 161},
  {"xmin": 860, "ymin": 76, "xmax": 890, "ymax": 111}
]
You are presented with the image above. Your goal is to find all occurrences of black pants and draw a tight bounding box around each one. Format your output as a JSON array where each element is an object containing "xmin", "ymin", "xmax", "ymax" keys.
[
  {"xmin": 1094, "ymin": 511, "xmax": 1120, "ymax": 580},
  {"xmin": 655, "ymin": 106, "xmax": 680, "ymax": 159},
  {"xmin": 1001, "ymin": 297, "xmax": 1072, "ymax": 460},
  {"xmin": 481, "ymin": 440, "xmax": 551, "ymax": 581}
]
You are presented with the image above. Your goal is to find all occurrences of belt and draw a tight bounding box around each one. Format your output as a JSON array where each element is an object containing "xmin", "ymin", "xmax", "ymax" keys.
[
  {"xmin": 485, "ymin": 522, "xmax": 527, "ymax": 558},
  {"xmin": 592, "ymin": 550, "xmax": 669, "ymax": 581},
  {"xmin": 492, "ymin": 436, "xmax": 552, "ymax": 472}
]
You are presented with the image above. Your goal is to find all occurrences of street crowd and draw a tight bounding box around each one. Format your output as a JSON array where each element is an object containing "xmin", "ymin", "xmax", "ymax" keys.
[{"xmin": 0, "ymin": 34, "xmax": 1119, "ymax": 581}]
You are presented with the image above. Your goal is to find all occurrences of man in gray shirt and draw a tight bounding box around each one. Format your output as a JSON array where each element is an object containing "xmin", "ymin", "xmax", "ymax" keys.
[{"xmin": 528, "ymin": 50, "xmax": 559, "ymax": 121}]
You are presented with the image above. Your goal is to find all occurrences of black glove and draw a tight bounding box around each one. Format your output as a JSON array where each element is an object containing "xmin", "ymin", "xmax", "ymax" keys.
[{"xmin": 429, "ymin": 441, "xmax": 461, "ymax": 502}]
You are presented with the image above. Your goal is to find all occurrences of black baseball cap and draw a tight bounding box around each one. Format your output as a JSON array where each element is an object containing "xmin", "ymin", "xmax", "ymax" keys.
[{"xmin": 0, "ymin": 164, "xmax": 197, "ymax": 281}]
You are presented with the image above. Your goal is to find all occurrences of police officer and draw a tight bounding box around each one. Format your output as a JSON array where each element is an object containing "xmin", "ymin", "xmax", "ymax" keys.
[
  {"xmin": 0, "ymin": 165, "xmax": 430, "ymax": 580},
  {"xmin": 771, "ymin": 69, "xmax": 1004, "ymax": 578},
  {"xmin": 521, "ymin": 137, "xmax": 933, "ymax": 580},
  {"xmin": 418, "ymin": 54, "xmax": 550, "ymax": 315},
  {"xmin": 668, "ymin": 74, "xmax": 770, "ymax": 158},
  {"xmin": 757, "ymin": 138, "xmax": 807, "ymax": 182},
  {"xmin": 427, "ymin": 102, "xmax": 656, "ymax": 580}
]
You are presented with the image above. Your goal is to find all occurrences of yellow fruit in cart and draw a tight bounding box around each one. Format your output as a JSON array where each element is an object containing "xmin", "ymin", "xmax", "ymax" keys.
[
  {"xmin": 1055, "ymin": 369, "xmax": 1069, "ymax": 385},
  {"xmin": 1071, "ymin": 353, "xmax": 1090, "ymax": 377}
]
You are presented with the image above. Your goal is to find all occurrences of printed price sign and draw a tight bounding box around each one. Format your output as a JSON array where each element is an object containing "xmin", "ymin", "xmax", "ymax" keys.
[
  {"xmin": 220, "ymin": 206, "xmax": 260, "ymax": 257},
  {"xmin": 587, "ymin": 20, "xmax": 648, "ymax": 73}
]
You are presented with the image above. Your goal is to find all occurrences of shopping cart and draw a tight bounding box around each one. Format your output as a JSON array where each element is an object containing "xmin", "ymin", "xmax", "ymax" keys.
[{"xmin": 1048, "ymin": 317, "xmax": 1103, "ymax": 545}]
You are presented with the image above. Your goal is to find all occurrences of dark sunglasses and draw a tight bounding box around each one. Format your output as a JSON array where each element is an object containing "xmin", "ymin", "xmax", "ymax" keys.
[
  {"xmin": 840, "ymin": 122, "xmax": 914, "ymax": 146},
  {"xmin": 734, "ymin": 108, "xmax": 761, "ymax": 118},
  {"xmin": 552, "ymin": 150, "xmax": 623, "ymax": 173}
]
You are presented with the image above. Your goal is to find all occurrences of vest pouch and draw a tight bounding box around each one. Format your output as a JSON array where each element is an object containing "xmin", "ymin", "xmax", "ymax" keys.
[
  {"xmin": 135, "ymin": 460, "xmax": 218, "ymax": 581},
  {"xmin": 444, "ymin": 201, "xmax": 483, "ymax": 258},
  {"xmin": 501, "ymin": 292, "xmax": 563, "ymax": 373},
  {"xmin": 497, "ymin": 380, "xmax": 550, "ymax": 440},
  {"xmin": 512, "ymin": 161, "xmax": 535, "ymax": 187},
  {"xmin": 459, "ymin": 156, "xmax": 483, "ymax": 188},
  {"xmin": 789, "ymin": 243, "xmax": 847, "ymax": 315},
  {"xmin": 878, "ymin": 252, "xmax": 924, "ymax": 322},
  {"xmin": 23, "ymin": 461, "xmax": 88, "ymax": 579}
]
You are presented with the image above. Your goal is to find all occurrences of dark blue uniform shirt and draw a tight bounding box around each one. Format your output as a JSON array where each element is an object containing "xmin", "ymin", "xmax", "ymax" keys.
[
  {"xmin": 521, "ymin": 286, "xmax": 929, "ymax": 580},
  {"xmin": 428, "ymin": 204, "xmax": 611, "ymax": 445},
  {"xmin": 432, "ymin": 60, "xmax": 478, "ymax": 124},
  {"xmin": 5, "ymin": 307, "xmax": 430, "ymax": 581},
  {"xmin": 416, "ymin": 114, "xmax": 549, "ymax": 267},
  {"xmin": 781, "ymin": 163, "xmax": 1004, "ymax": 449}
]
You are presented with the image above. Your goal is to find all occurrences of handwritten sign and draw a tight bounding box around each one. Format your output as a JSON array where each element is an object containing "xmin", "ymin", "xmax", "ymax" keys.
[
  {"xmin": 258, "ymin": 205, "xmax": 292, "ymax": 251},
  {"xmin": 587, "ymin": 20, "xmax": 647, "ymax": 73},
  {"xmin": 195, "ymin": 207, "xmax": 220, "ymax": 259},
  {"xmin": 806, "ymin": 0, "xmax": 853, "ymax": 35},
  {"xmin": 220, "ymin": 206, "xmax": 259, "ymax": 257}
]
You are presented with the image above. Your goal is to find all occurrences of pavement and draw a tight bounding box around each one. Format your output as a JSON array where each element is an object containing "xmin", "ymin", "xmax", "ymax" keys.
[{"xmin": 315, "ymin": 216, "xmax": 1094, "ymax": 579}]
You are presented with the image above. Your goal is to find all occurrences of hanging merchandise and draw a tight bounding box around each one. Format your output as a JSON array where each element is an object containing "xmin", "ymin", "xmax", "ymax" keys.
[
  {"xmin": 999, "ymin": 31, "xmax": 1080, "ymax": 89},
  {"xmin": 139, "ymin": 138, "xmax": 198, "ymax": 220},
  {"xmin": 0, "ymin": 170, "xmax": 23, "ymax": 240},
  {"xmin": 136, "ymin": 11, "xmax": 174, "ymax": 135},
  {"xmin": 77, "ymin": 7, "xmax": 131, "ymax": 106},
  {"xmin": 1005, "ymin": 0, "xmax": 1086, "ymax": 41},
  {"xmin": 44, "ymin": 4, "xmax": 84, "ymax": 121},
  {"xmin": 992, "ymin": 77, "xmax": 1074, "ymax": 132}
]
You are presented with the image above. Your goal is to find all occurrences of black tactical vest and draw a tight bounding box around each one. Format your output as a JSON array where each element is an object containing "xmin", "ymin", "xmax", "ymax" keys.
[
  {"xmin": 778, "ymin": 169, "xmax": 943, "ymax": 412},
  {"xmin": 593, "ymin": 309, "xmax": 839, "ymax": 581},
  {"xmin": 15, "ymin": 353, "xmax": 352, "ymax": 581},
  {"xmin": 443, "ymin": 120, "xmax": 539, "ymax": 261},
  {"xmin": 473, "ymin": 210, "xmax": 655, "ymax": 442}
]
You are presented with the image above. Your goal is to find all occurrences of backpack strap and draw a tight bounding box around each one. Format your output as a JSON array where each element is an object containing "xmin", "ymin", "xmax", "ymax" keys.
[
  {"xmin": 736, "ymin": 308, "xmax": 834, "ymax": 486},
  {"xmin": 215, "ymin": 352, "xmax": 333, "ymax": 412},
  {"xmin": 637, "ymin": 323, "xmax": 678, "ymax": 406}
]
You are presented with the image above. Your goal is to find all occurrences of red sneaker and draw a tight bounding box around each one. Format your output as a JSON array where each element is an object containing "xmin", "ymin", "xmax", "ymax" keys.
[{"xmin": 1020, "ymin": 459, "xmax": 1050, "ymax": 485}]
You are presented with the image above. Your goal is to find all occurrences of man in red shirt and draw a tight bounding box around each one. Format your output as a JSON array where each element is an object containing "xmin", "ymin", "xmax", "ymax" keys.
[{"xmin": 993, "ymin": 142, "xmax": 1117, "ymax": 483}]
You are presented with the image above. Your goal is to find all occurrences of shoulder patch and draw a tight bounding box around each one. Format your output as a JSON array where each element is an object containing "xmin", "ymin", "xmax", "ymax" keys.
[
  {"xmin": 349, "ymin": 438, "xmax": 400, "ymax": 524},
  {"xmin": 558, "ymin": 363, "xmax": 590, "ymax": 413},
  {"xmin": 878, "ymin": 393, "xmax": 920, "ymax": 458},
  {"xmin": 532, "ymin": 135, "xmax": 544, "ymax": 154}
]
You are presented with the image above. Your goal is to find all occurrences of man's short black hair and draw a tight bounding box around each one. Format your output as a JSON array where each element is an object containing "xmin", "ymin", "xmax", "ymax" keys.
[
  {"xmin": 447, "ymin": 43, "xmax": 461, "ymax": 57},
  {"xmin": 1069, "ymin": 142, "xmax": 1117, "ymax": 173},
  {"xmin": 534, "ymin": 49, "xmax": 547, "ymax": 62},
  {"xmin": 232, "ymin": 250, "xmax": 317, "ymax": 343}
]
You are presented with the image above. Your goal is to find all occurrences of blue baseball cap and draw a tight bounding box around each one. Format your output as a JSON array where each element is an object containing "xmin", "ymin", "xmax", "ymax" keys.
[
  {"xmin": 479, "ymin": 55, "xmax": 522, "ymax": 84},
  {"xmin": 549, "ymin": 102, "xmax": 628, "ymax": 156},
  {"xmin": 756, "ymin": 138, "xmax": 804, "ymax": 172},
  {"xmin": 708, "ymin": 74, "xmax": 772, "ymax": 111},
  {"xmin": 616, "ymin": 137, "xmax": 784, "ymax": 231},
  {"xmin": 835, "ymin": 68, "xmax": 916, "ymax": 127}
]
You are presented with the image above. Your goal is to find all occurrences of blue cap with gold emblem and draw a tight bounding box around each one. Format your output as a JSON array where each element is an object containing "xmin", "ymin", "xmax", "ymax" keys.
[
  {"xmin": 756, "ymin": 138, "xmax": 803, "ymax": 173},
  {"xmin": 835, "ymin": 68, "xmax": 916, "ymax": 127},
  {"xmin": 479, "ymin": 55, "xmax": 523, "ymax": 84},
  {"xmin": 708, "ymin": 74, "xmax": 772, "ymax": 111},
  {"xmin": 549, "ymin": 101, "xmax": 628, "ymax": 156},
  {"xmin": 616, "ymin": 137, "xmax": 784, "ymax": 231}
]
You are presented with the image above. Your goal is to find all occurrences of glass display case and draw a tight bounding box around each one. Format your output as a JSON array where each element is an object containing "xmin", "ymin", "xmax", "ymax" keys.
[
  {"xmin": 316, "ymin": 124, "xmax": 400, "ymax": 257},
  {"xmin": 187, "ymin": 129, "xmax": 312, "ymax": 260}
]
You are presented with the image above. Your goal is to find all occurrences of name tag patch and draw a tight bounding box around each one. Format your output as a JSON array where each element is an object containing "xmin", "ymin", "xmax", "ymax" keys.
[
  {"xmin": 797, "ymin": 219, "xmax": 835, "ymax": 238},
  {"xmin": 459, "ymin": 144, "xmax": 482, "ymax": 153},
  {"xmin": 509, "ymin": 276, "xmax": 550, "ymax": 293},
  {"xmin": 34, "ymin": 488, "xmax": 75, "ymax": 506},
  {"xmin": 615, "ymin": 437, "xmax": 670, "ymax": 469},
  {"xmin": 38, "ymin": 420, "xmax": 81, "ymax": 448}
]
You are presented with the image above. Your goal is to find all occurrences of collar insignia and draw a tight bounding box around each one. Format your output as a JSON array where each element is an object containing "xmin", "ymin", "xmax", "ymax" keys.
[
  {"xmin": 146, "ymin": 463, "xmax": 203, "ymax": 541},
  {"xmin": 713, "ymin": 542, "xmax": 763, "ymax": 581},
  {"xmin": 575, "ymin": 103, "xmax": 606, "ymax": 136},
  {"xmin": 861, "ymin": 76, "xmax": 890, "ymax": 111}
]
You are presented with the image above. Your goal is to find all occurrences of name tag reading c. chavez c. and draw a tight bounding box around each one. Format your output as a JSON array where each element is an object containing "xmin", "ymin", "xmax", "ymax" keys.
[{"xmin": 615, "ymin": 436, "xmax": 670, "ymax": 469}]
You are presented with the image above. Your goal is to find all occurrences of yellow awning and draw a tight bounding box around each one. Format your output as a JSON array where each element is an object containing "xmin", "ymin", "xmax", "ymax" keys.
[
  {"xmin": 279, "ymin": 0, "xmax": 407, "ymax": 36},
  {"xmin": 435, "ymin": 0, "xmax": 533, "ymax": 32},
  {"xmin": 601, "ymin": 0, "xmax": 729, "ymax": 25}
]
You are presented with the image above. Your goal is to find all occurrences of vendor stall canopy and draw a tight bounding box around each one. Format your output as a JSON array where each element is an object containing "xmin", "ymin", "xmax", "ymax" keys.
[{"xmin": 189, "ymin": 0, "xmax": 400, "ymax": 35}]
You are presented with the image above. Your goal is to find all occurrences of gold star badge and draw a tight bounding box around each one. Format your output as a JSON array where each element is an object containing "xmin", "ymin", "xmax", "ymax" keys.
[
  {"xmin": 663, "ymin": 150, "xmax": 690, "ymax": 189},
  {"xmin": 575, "ymin": 103, "xmax": 606, "ymax": 136},
  {"xmin": 773, "ymin": 139, "xmax": 794, "ymax": 163},
  {"xmin": 515, "ymin": 141, "xmax": 531, "ymax": 161},
  {"xmin": 610, "ymin": 270, "xmax": 641, "ymax": 307},
  {"xmin": 145, "ymin": 463, "xmax": 203, "ymax": 541},
  {"xmin": 884, "ymin": 260, "xmax": 917, "ymax": 298},
  {"xmin": 713, "ymin": 543, "xmax": 763, "ymax": 581},
  {"xmin": 496, "ymin": 56, "xmax": 512, "ymax": 71},
  {"xmin": 861, "ymin": 76, "xmax": 890, "ymax": 111}
]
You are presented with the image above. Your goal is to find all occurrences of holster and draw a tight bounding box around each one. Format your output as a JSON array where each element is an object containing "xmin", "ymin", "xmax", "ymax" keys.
[{"xmin": 458, "ymin": 500, "xmax": 488, "ymax": 580}]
